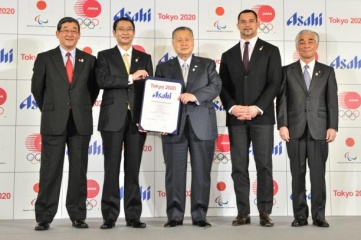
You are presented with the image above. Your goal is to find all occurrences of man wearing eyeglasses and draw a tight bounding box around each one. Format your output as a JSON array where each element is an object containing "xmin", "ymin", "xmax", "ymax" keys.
[
  {"xmin": 31, "ymin": 17, "xmax": 99, "ymax": 231},
  {"xmin": 96, "ymin": 17, "xmax": 153, "ymax": 229}
]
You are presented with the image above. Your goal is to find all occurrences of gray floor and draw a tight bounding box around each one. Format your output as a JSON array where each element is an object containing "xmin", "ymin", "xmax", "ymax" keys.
[{"xmin": 1, "ymin": 216, "xmax": 359, "ymax": 240}]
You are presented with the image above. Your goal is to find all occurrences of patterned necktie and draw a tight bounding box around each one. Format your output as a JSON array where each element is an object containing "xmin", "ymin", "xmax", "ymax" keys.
[
  {"xmin": 65, "ymin": 52, "xmax": 73, "ymax": 84},
  {"xmin": 123, "ymin": 53, "xmax": 130, "ymax": 74},
  {"xmin": 243, "ymin": 41, "xmax": 250, "ymax": 70},
  {"xmin": 182, "ymin": 63, "xmax": 189, "ymax": 85},
  {"xmin": 304, "ymin": 65, "xmax": 311, "ymax": 90}
]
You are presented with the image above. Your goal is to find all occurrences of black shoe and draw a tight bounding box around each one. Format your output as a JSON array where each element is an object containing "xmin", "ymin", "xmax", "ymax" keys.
[
  {"xmin": 164, "ymin": 220, "xmax": 183, "ymax": 227},
  {"xmin": 291, "ymin": 219, "xmax": 308, "ymax": 227},
  {"xmin": 193, "ymin": 220, "xmax": 211, "ymax": 228},
  {"xmin": 232, "ymin": 214, "xmax": 251, "ymax": 226},
  {"xmin": 72, "ymin": 220, "xmax": 89, "ymax": 228},
  {"xmin": 126, "ymin": 220, "xmax": 146, "ymax": 228},
  {"xmin": 259, "ymin": 213, "xmax": 274, "ymax": 227},
  {"xmin": 100, "ymin": 219, "xmax": 115, "ymax": 229},
  {"xmin": 313, "ymin": 219, "xmax": 329, "ymax": 227},
  {"xmin": 34, "ymin": 221, "xmax": 50, "ymax": 231}
]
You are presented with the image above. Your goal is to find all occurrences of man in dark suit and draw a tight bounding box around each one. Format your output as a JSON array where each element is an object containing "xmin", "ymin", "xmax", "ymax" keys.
[
  {"xmin": 276, "ymin": 30, "xmax": 338, "ymax": 228},
  {"xmin": 96, "ymin": 17, "xmax": 153, "ymax": 229},
  {"xmin": 155, "ymin": 26, "xmax": 221, "ymax": 228},
  {"xmin": 219, "ymin": 9, "xmax": 282, "ymax": 227},
  {"xmin": 31, "ymin": 17, "xmax": 99, "ymax": 231}
]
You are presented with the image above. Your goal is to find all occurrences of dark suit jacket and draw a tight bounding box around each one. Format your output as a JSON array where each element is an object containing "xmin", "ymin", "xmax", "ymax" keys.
[
  {"xmin": 219, "ymin": 39, "xmax": 282, "ymax": 126},
  {"xmin": 96, "ymin": 46, "xmax": 153, "ymax": 131},
  {"xmin": 276, "ymin": 61, "xmax": 338, "ymax": 140},
  {"xmin": 155, "ymin": 56, "xmax": 222, "ymax": 142},
  {"xmin": 31, "ymin": 47, "xmax": 99, "ymax": 135}
]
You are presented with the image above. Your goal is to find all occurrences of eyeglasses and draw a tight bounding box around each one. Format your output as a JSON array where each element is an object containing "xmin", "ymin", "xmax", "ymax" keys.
[
  {"xmin": 60, "ymin": 30, "xmax": 79, "ymax": 35},
  {"xmin": 116, "ymin": 28, "xmax": 134, "ymax": 32}
]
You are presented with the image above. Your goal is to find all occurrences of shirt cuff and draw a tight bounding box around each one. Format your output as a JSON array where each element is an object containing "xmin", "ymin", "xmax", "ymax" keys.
[{"xmin": 128, "ymin": 75, "xmax": 133, "ymax": 85}]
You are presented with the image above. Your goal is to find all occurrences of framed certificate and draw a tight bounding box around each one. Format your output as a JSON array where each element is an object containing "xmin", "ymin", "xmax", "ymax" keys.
[{"xmin": 139, "ymin": 77, "xmax": 183, "ymax": 134}]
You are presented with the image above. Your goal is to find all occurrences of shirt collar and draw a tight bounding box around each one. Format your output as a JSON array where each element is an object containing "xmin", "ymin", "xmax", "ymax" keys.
[
  {"xmin": 59, "ymin": 46, "xmax": 76, "ymax": 58},
  {"xmin": 300, "ymin": 59, "xmax": 316, "ymax": 71},
  {"xmin": 240, "ymin": 36, "xmax": 258, "ymax": 48},
  {"xmin": 177, "ymin": 55, "xmax": 192, "ymax": 67},
  {"xmin": 117, "ymin": 45, "xmax": 133, "ymax": 57}
]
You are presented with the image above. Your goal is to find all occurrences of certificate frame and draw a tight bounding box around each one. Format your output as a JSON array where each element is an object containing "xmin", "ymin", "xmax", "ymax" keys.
[{"xmin": 139, "ymin": 76, "xmax": 184, "ymax": 135}]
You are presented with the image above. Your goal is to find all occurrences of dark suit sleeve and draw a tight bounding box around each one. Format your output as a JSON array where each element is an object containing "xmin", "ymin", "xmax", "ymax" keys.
[
  {"xmin": 89, "ymin": 57, "xmax": 99, "ymax": 105},
  {"xmin": 193, "ymin": 60, "xmax": 222, "ymax": 103},
  {"xmin": 326, "ymin": 68, "xmax": 338, "ymax": 131},
  {"xmin": 31, "ymin": 53, "xmax": 46, "ymax": 111},
  {"xmin": 145, "ymin": 54, "xmax": 154, "ymax": 77},
  {"xmin": 96, "ymin": 50, "xmax": 129, "ymax": 89},
  {"xmin": 219, "ymin": 52, "xmax": 236, "ymax": 112},
  {"xmin": 155, "ymin": 64, "xmax": 163, "ymax": 78},
  {"xmin": 276, "ymin": 66, "xmax": 288, "ymax": 129},
  {"xmin": 256, "ymin": 46, "xmax": 282, "ymax": 112}
]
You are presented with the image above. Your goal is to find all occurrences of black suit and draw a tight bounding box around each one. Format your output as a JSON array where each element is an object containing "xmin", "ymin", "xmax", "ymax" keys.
[
  {"xmin": 219, "ymin": 39, "xmax": 282, "ymax": 215},
  {"xmin": 276, "ymin": 61, "xmax": 338, "ymax": 221},
  {"xmin": 31, "ymin": 47, "xmax": 99, "ymax": 223},
  {"xmin": 155, "ymin": 56, "xmax": 221, "ymax": 222},
  {"xmin": 96, "ymin": 46, "xmax": 153, "ymax": 222}
]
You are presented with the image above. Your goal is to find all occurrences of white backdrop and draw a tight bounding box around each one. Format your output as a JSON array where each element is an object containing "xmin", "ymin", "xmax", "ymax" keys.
[{"xmin": 1, "ymin": 0, "xmax": 361, "ymax": 220}]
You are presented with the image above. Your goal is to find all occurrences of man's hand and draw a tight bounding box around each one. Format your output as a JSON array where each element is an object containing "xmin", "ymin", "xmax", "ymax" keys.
[
  {"xmin": 279, "ymin": 126, "xmax": 290, "ymax": 142},
  {"xmin": 179, "ymin": 93, "xmax": 196, "ymax": 104},
  {"xmin": 231, "ymin": 105, "xmax": 260, "ymax": 120},
  {"xmin": 132, "ymin": 70, "xmax": 149, "ymax": 81},
  {"xmin": 326, "ymin": 128, "xmax": 337, "ymax": 142}
]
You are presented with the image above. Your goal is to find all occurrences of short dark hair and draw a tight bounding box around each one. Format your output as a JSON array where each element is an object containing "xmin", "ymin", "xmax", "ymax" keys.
[
  {"xmin": 237, "ymin": 9, "xmax": 258, "ymax": 22},
  {"xmin": 113, "ymin": 17, "xmax": 135, "ymax": 31},
  {"xmin": 57, "ymin": 17, "xmax": 80, "ymax": 33},
  {"xmin": 172, "ymin": 26, "xmax": 193, "ymax": 39}
]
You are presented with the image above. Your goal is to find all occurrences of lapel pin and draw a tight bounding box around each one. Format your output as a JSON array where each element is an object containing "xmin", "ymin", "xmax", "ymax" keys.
[
  {"xmin": 259, "ymin": 46, "xmax": 263, "ymax": 51},
  {"xmin": 135, "ymin": 58, "xmax": 139, "ymax": 62},
  {"xmin": 78, "ymin": 59, "xmax": 84, "ymax": 62},
  {"xmin": 315, "ymin": 71, "xmax": 321, "ymax": 76}
]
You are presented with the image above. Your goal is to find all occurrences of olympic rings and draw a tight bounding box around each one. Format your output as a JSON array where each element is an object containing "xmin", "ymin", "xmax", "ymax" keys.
[
  {"xmin": 86, "ymin": 199, "xmax": 97, "ymax": 210},
  {"xmin": 258, "ymin": 23, "xmax": 273, "ymax": 33},
  {"xmin": 338, "ymin": 109, "xmax": 360, "ymax": 120},
  {"xmin": 77, "ymin": 18, "xmax": 99, "ymax": 29},
  {"xmin": 213, "ymin": 152, "xmax": 231, "ymax": 164},
  {"xmin": 26, "ymin": 153, "xmax": 41, "ymax": 164}
]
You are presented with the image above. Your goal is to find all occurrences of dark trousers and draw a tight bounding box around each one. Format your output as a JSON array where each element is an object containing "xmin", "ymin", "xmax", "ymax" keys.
[
  {"xmin": 163, "ymin": 118, "xmax": 215, "ymax": 222},
  {"xmin": 100, "ymin": 110, "xmax": 146, "ymax": 222},
  {"xmin": 228, "ymin": 123, "xmax": 274, "ymax": 215},
  {"xmin": 287, "ymin": 127, "xmax": 328, "ymax": 221},
  {"xmin": 35, "ymin": 112, "xmax": 90, "ymax": 223}
]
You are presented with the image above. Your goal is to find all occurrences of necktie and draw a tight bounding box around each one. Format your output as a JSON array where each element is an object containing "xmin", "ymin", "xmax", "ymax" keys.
[
  {"xmin": 243, "ymin": 41, "xmax": 250, "ymax": 70},
  {"xmin": 123, "ymin": 53, "xmax": 130, "ymax": 74},
  {"xmin": 304, "ymin": 65, "xmax": 311, "ymax": 90},
  {"xmin": 66, "ymin": 52, "xmax": 73, "ymax": 84},
  {"xmin": 182, "ymin": 63, "xmax": 189, "ymax": 85}
]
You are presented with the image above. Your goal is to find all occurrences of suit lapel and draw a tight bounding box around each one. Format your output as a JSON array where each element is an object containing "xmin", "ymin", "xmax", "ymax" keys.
[
  {"xmin": 130, "ymin": 49, "xmax": 141, "ymax": 73},
  {"xmin": 291, "ymin": 61, "xmax": 308, "ymax": 94},
  {"xmin": 247, "ymin": 39, "xmax": 264, "ymax": 73},
  {"xmin": 111, "ymin": 46, "xmax": 127, "ymax": 73},
  {"xmin": 168, "ymin": 58, "xmax": 183, "ymax": 81},
  {"xmin": 51, "ymin": 47, "xmax": 69, "ymax": 84},
  {"xmin": 72, "ymin": 49, "xmax": 86, "ymax": 84},
  {"xmin": 186, "ymin": 57, "xmax": 201, "ymax": 90},
  {"xmin": 308, "ymin": 61, "xmax": 324, "ymax": 93}
]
